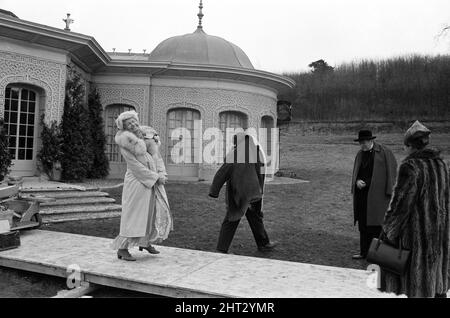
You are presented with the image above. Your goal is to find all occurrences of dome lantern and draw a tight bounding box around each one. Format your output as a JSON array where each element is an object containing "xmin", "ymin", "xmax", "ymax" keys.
[
  {"xmin": 197, "ymin": 0, "xmax": 204, "ymax": 30},
  {"xmin": 148, "ymin": 1, "xmax": 254, "ymax": 69}
]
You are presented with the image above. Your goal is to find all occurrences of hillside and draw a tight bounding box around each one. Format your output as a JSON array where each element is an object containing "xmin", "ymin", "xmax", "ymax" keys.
[{"xmin": 280, "ymin": 55, "xmax": 450, "ymax": 122}]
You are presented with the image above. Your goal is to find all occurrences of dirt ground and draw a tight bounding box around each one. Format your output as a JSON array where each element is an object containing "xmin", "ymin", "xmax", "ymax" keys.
[{"xmin": 1, "ymin": 132, "xmax": 449, "ymax": 297}]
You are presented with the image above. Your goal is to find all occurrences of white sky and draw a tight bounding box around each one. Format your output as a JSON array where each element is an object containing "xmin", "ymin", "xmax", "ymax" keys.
[{"xmin": 1, "ymin": 0, "xmax": 449, "ymax": 74}]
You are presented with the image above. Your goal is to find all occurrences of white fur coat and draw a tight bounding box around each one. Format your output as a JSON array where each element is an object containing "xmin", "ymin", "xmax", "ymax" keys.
[
  {"xmin": 115, "ymin": 127, "xmax": 166, "ymax": 174},
  {"xmin": 114, "ymin": 129, "xmax": 172, "ymax": 239}
]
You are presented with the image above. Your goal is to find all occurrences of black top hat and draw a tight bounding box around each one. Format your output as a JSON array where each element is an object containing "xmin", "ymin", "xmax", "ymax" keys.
[{"xmin": 354, "ymin": 130, "xmax": 376, "ymax": 142}]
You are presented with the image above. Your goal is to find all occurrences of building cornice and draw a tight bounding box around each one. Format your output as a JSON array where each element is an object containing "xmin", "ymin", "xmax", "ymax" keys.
[
  {"xmin": 0, "ymin": 14, "xmax": 110, "ymax": 69},
  {"xmin": 0, "ymin": 14, "xmax": 295, "ymax": 91}
]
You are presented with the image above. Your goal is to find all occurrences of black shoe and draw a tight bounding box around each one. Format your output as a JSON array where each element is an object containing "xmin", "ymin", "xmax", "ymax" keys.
[
  {"xmin": 258, "ymin": 241, "xmax": 277, "ymax": 252},
  {"xmin": 216, "ymin": 249, "xmax": 233, "ymax": 255},
  {"xmin": 117, "ymin": 249, "xmax": 137, "ymax": 261},
  {"xmin": 352, "ymin": 254, "xmax": 365, "ymax": 260},
  {"xmin": 139, "ymin": 245, "xmax": 160, "ymax": 254}
]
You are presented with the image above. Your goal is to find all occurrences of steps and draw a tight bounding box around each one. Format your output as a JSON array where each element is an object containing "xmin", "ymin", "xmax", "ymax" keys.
[
  {"xmin": 41, "ymin": 197, "xmax": 116, "ymax": 207},
  {"xmin": 21, "ymin": 188, "xmax": 122, "ymax": 224}
]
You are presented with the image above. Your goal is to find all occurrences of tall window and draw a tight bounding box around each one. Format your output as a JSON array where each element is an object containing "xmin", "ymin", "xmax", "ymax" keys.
[
  {"xmin": 105, "ymin": 104, "xmax": 135, "ymax": 162},
  {"xmin": 261, "ymin": 116, "xmax": 274, "ymax": 156},
  {"xmin": 219, "ymin": 111, "xmax": 247, "ymax": 132},
  {"xmin": 219, "ymin": 111, "xmax": 248, "ymax": 157},
  {"xmin": 4, "ymin": 87, "xmax": 37, "ymax": 160},
  {"xmin": 166, "ymin": 108, "xmax": 201, "ymax": 164}
]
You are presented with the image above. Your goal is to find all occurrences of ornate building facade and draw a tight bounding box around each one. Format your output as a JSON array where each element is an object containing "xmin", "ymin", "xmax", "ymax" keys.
[{"xmin": 0, "ymin": 7, "xmax": 294, "ymax": 180}]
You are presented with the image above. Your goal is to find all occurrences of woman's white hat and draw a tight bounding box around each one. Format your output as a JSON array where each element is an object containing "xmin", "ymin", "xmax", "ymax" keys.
[{"xmin": 115, "ymin": 111, "xmax": 139, "ymax": 130}]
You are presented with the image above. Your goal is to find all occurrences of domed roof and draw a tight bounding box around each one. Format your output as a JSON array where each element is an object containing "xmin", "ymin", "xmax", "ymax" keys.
[{"xmin": 149, "ymin": 28, "xmax": 254, "ymax": 69}]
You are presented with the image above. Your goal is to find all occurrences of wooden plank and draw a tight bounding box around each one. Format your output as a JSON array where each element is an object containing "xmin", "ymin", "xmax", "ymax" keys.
[
  {"xmin": 0, "ymin": 257, "xmax": 223, "ymax": 298},
  {"xmin": 0, "ymin": 185, "xmax": 19, "ymax": 200},
  {"xmin": 10, "ymin": 221, "xmax": 39, "ymax": 231},
  {"xmin": 0, "ymin": 258, "xmax": 68, "ymax": 278},
  {"xmin": 83, "ymin": 274, "xmax": 225, "ymax": 298},
  {"xmin": 0, "ymin": 230, "xmax": 397, "ymax": 298}
]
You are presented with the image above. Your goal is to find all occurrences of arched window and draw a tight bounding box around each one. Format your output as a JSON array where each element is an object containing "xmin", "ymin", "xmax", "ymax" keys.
[
  {"xmin": 105, "ymin": 104, "xmax": 135, "ymax": 162},
  {"xmin": 219, "ymin": 111, "xmax": 248, "ymax": 132},
  {"xmin": 261, "ymin": 116, "xmax": 275, "ymax": 156},
  {"xmin": 219, "ymin": 111, "xmax": 248, "ymax": 157},
  {"xmin": 166, "ymin": 108, "xmax": 201, "ymax": 165},
  {"xmin": 4, "ymin": 86, "xmax": 37, "ymax": 161}
]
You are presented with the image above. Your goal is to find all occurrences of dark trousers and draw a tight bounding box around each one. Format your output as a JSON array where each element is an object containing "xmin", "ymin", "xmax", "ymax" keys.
[
  {"xmin": 355, "ymin": 188, "xmax": 381, "ymax": 257},
  {"xmin": 360, "ymin": 225, "xmax": 382, "ymax": 257},
  {"xmin": 217, "ymin": 200, "xmax": 270, "ymax": 253}
]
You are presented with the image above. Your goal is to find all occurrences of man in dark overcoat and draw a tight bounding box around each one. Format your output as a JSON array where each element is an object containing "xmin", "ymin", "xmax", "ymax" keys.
[
  {"xmin": 351, "ymin": 130, "xmax": 398, "ymax": 259},
  {"xmin": 209, "ymin": 132, "xmax": 277, "ymax": 254}
]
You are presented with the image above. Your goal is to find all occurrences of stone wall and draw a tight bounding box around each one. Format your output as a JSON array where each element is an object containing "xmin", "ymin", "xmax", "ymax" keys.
[
  {"xmin": 281, "ymin": 120, "xmax": 450, "ymax": 136},
  {"xmin": 150, "ymin": 79, "xmax": 277, "ymax": 180},
  {"xmin": 94, "ymin": 84, "xmax": 150, "ymax": 125},
  {"xmin": 0, "ymin": 50, "xmax": 66, "ymax": 124}
]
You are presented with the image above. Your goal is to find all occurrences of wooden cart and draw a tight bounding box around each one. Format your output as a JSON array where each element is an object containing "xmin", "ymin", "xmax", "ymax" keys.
[{"xmin": 0, "ymin": 184, "xmax": 54, "ymax": 231}]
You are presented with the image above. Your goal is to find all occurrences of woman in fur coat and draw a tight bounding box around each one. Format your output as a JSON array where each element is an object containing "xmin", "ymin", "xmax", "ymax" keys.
[
  {"xmin": 111, "ymin": 111, "xmax": 172, "ymax": 261},
  {"xmin": 380, "ymin": 121, "xmax": 450, "ymax": 297}
]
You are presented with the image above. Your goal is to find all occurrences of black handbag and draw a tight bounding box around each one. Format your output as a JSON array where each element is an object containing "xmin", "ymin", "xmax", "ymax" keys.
[{"xmin": 366, "ymin": 232, "xmax": 411, "ymax": 275}]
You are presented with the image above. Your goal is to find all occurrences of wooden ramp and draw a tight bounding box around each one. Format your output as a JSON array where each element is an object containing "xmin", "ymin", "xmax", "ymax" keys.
[{"xmin": 0, "ymin": 230, "xmax": 396, "ymax": 298}]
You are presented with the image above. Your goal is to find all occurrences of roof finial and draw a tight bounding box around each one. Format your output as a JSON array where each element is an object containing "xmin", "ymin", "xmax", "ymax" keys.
[
  {"xmin": 197, "ymin": 0, "xmax": 204, "ymax": 29},
  {"xmin": 63, "ymin": 13, "xmax": 74, "ymax": 31}
]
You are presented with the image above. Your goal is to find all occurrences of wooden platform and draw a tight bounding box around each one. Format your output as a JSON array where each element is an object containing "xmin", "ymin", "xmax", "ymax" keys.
[{"xmin": 0, "ymin": 230, "xmax": 398, "ymax": 298}]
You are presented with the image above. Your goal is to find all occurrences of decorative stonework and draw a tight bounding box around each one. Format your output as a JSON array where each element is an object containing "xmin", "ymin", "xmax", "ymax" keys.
[
  {"xmin": 163, "ymin": 101, "xmax": 207, "ymax": 127},
  {"xmin": 151, "ymin": 84, "xmax": 277, "ymax": 162},
  {"xmin": 0, "ymin": 51, "xmax": 66, "ymax": 123},
  {"xmin": 215, "ymin": 105, "xmax": 252, "ymax": 127},
  {"xmin": 95, "ymin": 84, "xmax": 150, "ymax": 125},
  {"xmin": 260, "ymin": 111, "xmax": 277, "ymax": 125}
]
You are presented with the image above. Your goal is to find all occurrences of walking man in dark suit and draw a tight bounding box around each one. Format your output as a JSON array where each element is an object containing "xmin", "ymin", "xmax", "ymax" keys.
[
  {"xmin": 351, "ymin": 130, "xmax": 397, "ymax": 259},
  {"xmin": 209, "ymin": 132, "xmax": 277, "ymax": 254}
]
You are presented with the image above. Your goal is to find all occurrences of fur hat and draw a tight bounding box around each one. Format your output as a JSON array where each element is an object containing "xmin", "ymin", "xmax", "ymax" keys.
[
  {"xmin": 404, "ymin": 120, "xmax": 431, "ymax": 146},
  {"xmin": 115, "ymin": 111, "xmax": 139, "ymax": 130}
]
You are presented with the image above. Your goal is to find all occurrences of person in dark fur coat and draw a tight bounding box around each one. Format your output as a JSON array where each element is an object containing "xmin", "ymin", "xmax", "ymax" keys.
[
  {"xmin": 209, "ymin": 132, "xmax": 277, "ymax": 254},
  {"xmin": 379, "ymin": 121, "xmax": 450, "ymax": 298}
]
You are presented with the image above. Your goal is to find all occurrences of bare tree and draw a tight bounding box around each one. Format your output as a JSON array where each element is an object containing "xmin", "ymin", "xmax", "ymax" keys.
[{"xmin": 437, "ymin": 24, "xmax": 450, "ymax": 44}]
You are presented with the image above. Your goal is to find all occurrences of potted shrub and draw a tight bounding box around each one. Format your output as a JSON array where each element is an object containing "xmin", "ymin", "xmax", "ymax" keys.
[
  {"xmin": 37, "ymin": 116, "xmax": 63, "ymax": 181},
  {"xmin": 0, "ymin": 118, "xmax": 12, "ymax": 184}
]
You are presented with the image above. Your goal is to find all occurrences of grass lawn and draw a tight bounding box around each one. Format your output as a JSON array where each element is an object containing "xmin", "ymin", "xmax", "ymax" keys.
[
  {"xmin": 1, "ymin": 131, "xmax": 449, "ymax": 297},
  {"xmin": 44, "ymin": 132, "xmax": 450, "ymax": 270}
]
